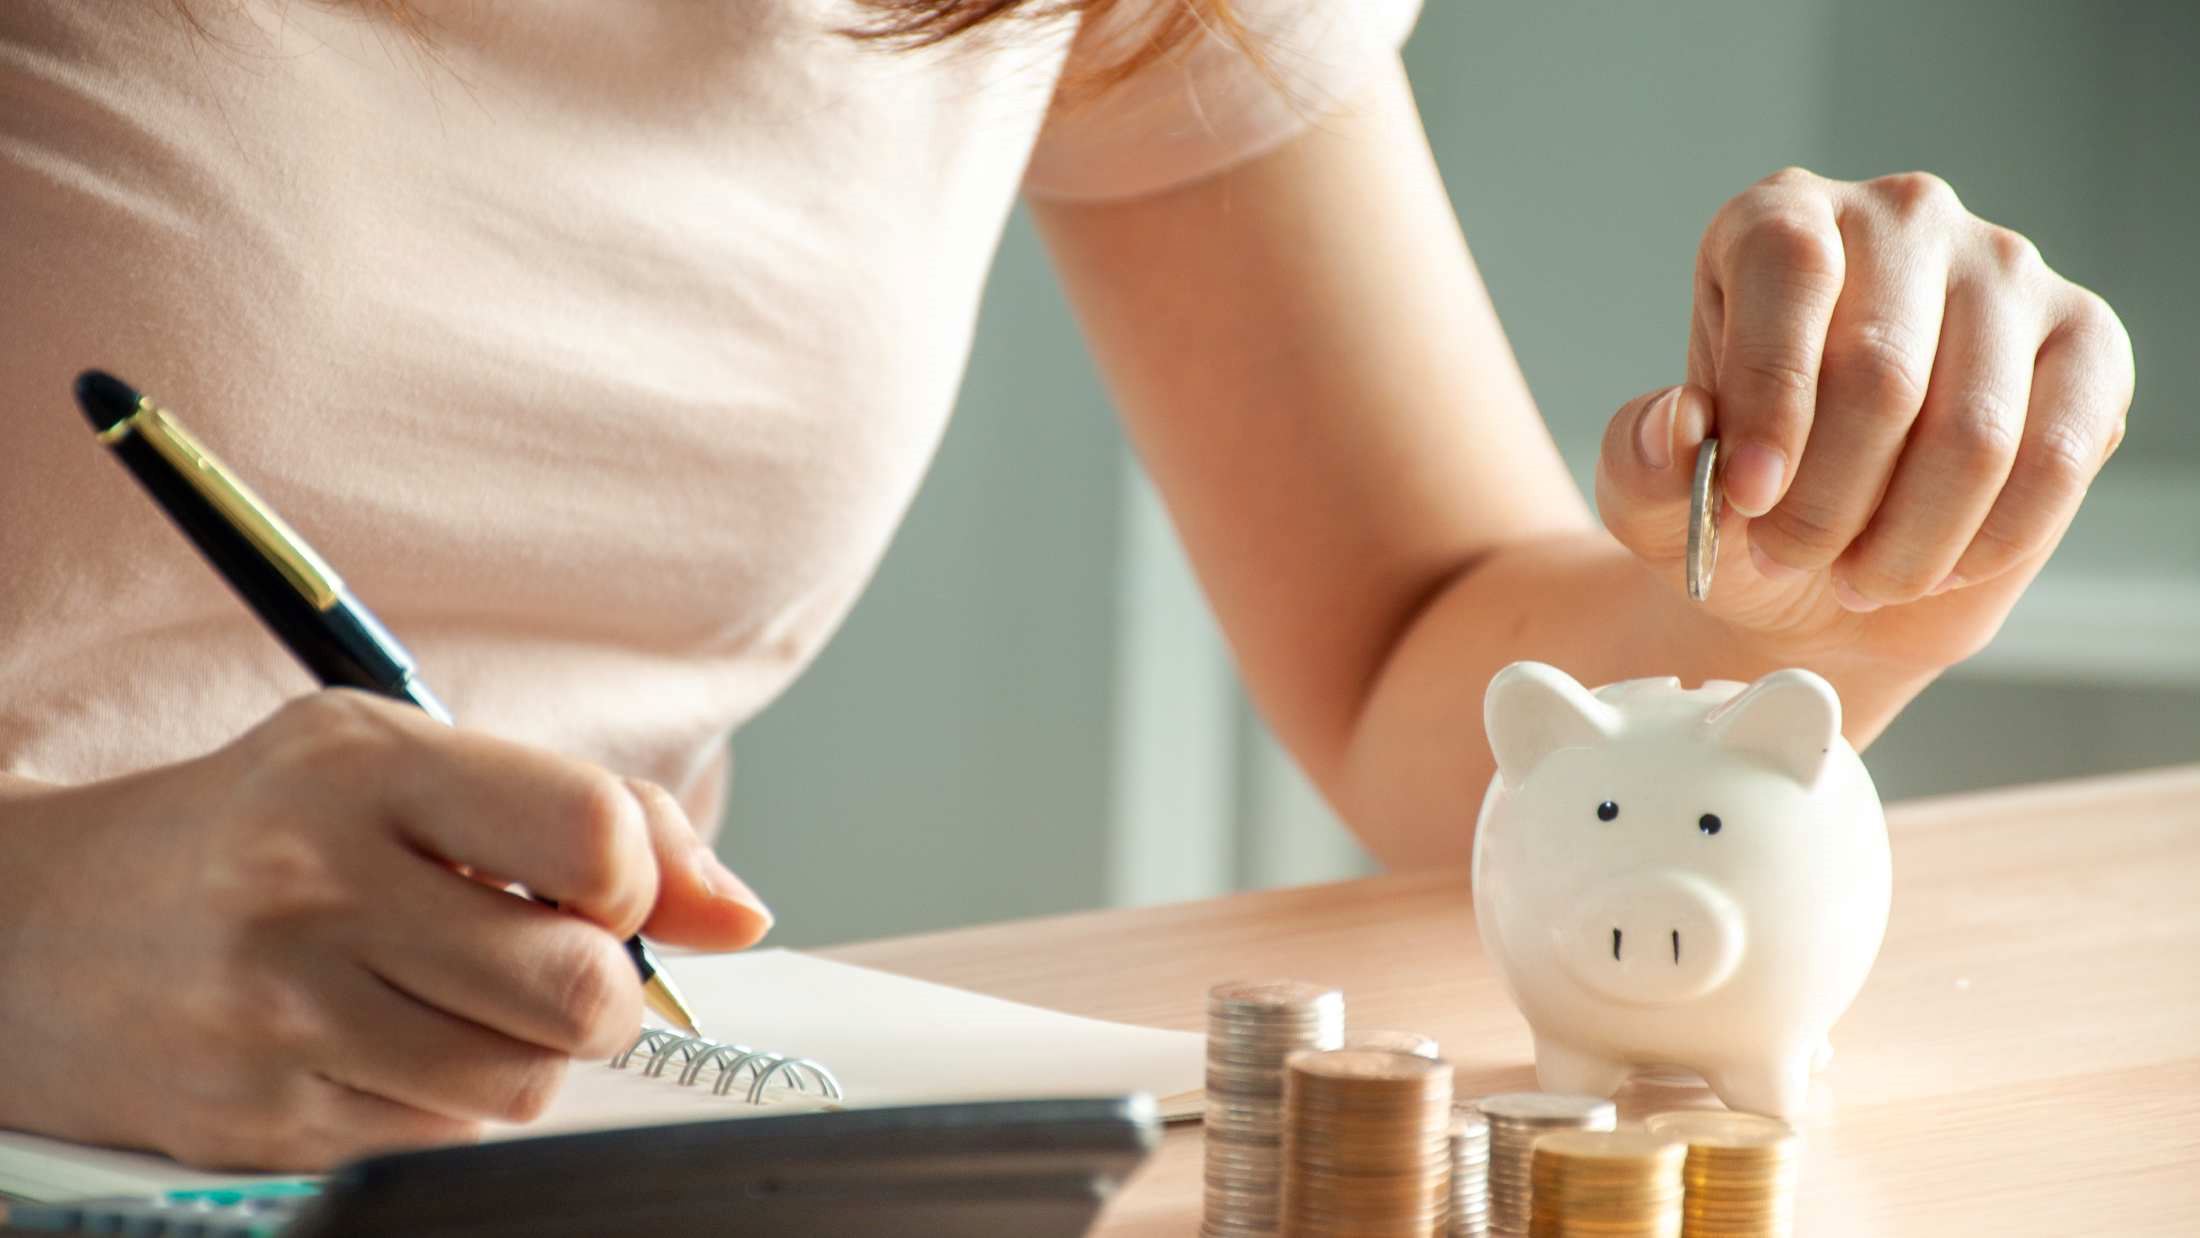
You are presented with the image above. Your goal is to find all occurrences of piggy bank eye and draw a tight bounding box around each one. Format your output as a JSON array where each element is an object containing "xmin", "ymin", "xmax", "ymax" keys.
[
  {"xmin": 1596, "ymin": 801, "xmax": 1619, "ymax": 822},
  {"xmin": 1698, "ymin": 813, "xmax": 1722, "ymax": 836}
]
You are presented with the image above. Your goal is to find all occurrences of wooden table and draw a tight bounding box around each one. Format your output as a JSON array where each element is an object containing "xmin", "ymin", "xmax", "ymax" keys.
[{"xmin": 827, "ymin": 765, "xmax": 2200, "ymax": 1237}]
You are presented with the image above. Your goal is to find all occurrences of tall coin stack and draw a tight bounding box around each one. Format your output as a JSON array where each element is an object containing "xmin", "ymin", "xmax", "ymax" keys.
[
  {"xmin": 1448, "ymin": 1111, "xmax": 1491, "ymax": 1237},
  {"xmin": 1280, "ymin": 1049, "xmax": 1455, "ymax": 1237},
  {"xmin": 1473, "ymin": 1093, "xmax": 1617, "ymax": 1235},
  {"xmin": 1527, "ymin": 1130, "xmax": 1687, "ymax": 1238},
  {"xmin": 1644, "ymin": 1111, "xmax": 1801, "ymax": 1238},
  {"xmin": 1202, "ymin": 982, "xmax": 1346, "ymax": 1237}
]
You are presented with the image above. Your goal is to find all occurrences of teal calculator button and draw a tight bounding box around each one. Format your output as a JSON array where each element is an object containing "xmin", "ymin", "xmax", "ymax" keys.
[
  {"xmin": 176, "ymin": 1188, "xmax": 246, "ymax": 1206},
  {"xmin": 243, "ymin": 1181, "xmax": 320, "ymax": 1198},
  {"xmin": 165, "ymin": 1180, "xmax": 320, "ymax": 1204}
]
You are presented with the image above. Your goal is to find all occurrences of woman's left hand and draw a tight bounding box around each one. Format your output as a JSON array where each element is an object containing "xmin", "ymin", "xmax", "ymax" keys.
[{"xmin": 1596, "ymin": 166, "xmax": 2134, "ymax": 674}]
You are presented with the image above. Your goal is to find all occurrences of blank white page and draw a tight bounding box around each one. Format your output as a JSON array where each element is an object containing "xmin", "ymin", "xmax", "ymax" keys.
[{"xmin": 529, "ymin": 949, "xmax": 1204, "ymax": 1132}]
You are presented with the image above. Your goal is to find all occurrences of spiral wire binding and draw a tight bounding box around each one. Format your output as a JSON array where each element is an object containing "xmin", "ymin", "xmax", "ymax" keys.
[{"xmin": 611, "ymin": 1028, "xmax": 845, "ymax": 1105}]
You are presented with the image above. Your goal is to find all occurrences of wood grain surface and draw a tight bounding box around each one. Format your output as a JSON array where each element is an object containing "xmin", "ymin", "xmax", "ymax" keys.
[{"xmin": 825, "ymin": 764, "xmax": 2200, "ymax": 1237}]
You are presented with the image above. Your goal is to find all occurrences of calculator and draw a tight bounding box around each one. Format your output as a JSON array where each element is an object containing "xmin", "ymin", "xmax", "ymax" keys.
[
  {"xmin": 2, "ymin": 1181, "xmax": 316, "ymax": 1237},
  {"xmin": 1, "ymin": 1096, "xmax": 1160, "ymax": 1237}
]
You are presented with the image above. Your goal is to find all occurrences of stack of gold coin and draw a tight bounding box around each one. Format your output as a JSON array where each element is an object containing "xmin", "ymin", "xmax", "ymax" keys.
[
  {"xmin": 1345, "ymin": 1030, "xmax": 1441, "ymax": 1059},
  {"xmin": 1279, "ymin": 1048, "xmax": 1454, "ymax": 1237},
  {"xmin": 1202, "ymin": 982, "xmax": 1346, "ymax": 1237},
  {"xmin": 1527, "ymin": 1130, "xmax": 1687, "ymax": 1238},
  {"xmin": 1448, "ymin": 1111, "xmax": 1491, "ymax": 1237},
  {"xmin": 1644, "ymin": 1111, "xmax": 1801, "ymax": 1238},
  {"xmin": 1474, "ymin": 1093, "xmax": 1617, "ymax": 1235}
]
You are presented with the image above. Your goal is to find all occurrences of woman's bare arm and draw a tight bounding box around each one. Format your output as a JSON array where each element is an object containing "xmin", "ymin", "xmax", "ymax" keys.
[{"xmin": 1035, "ymin": 58, "xmax": 2128, "ymax": 867}]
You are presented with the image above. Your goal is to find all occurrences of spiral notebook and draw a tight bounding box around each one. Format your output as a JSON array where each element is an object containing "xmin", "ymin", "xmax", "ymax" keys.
[{"xmin": 0, "ymin": 950, "xmax": 1206, "ymax": 1202}]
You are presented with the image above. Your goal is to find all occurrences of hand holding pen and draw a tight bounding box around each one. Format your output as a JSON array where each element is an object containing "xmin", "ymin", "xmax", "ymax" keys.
[{"xmin": 0, "ymin": 373, "xmax": 772, "ymax": 1169}]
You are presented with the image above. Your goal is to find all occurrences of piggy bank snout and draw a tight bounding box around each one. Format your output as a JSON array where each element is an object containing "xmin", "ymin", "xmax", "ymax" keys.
[{"xmin": 1552, "ymin": 871, "xmax": 1744, "ymax": 1007}]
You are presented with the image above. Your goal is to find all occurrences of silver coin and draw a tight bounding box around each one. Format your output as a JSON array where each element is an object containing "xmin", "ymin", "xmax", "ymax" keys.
[
  {"xmin": 1344, "ymin": 1029, "xmax": 1441, "ymax": 1059},
  {"xmin": 1471, "ymin": 1094, "xmax": 1618, "ymax": 1234},
  {"xmin": 1205, "ymin": 1098, "xmax": 1286, "ymax": 1121},
  {"xmin": 1205, "ymin": 1141, "xmax": 1289, "ymax": 1165},
  {"xmin": 1208, "ymin": 980, "xmax": 1344, "ymax": 1012},
  {"xmin": 1449, "ymin": 1115, "xmax": 1492, "ymax": 1238},
  {"xmin": 1205, "ymin": 1066, "xmax": 1294, "ymax": 1088},
  {"xmin": 1476, "ymin": 1094, "xmax": 1618, "ymax": 1125},
  {"xmin": 1687, "ymin": 436, "xmax": 1721, "ymax": 603},
  {"xmin": 1203, "ymin": 981, "xmax": 1350, "ymax": 1234},
  {"xmin": 1209, "ymin": 1011, "xmax": 1340, "ymax": 1030}
]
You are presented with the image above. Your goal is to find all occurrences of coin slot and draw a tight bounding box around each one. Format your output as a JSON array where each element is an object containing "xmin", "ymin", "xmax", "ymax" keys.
[
  {"xmin": 1612, "ymin": 928, "xmax": 1622, "ymax": 961},
  {"xmin": 1672, "ymin": 929, "xmax": 1680, "ymax": 965}
]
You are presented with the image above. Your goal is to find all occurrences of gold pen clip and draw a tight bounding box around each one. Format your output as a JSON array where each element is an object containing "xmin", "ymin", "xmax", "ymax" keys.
[{"xmin": 106, "ymin": 398, "xmax": 346, "ymax": 611}]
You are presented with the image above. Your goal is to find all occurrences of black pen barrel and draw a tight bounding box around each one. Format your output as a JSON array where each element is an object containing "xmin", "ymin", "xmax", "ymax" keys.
[
  {"xmin": 79, "ymin": 371, "xmax": 696, "ymax": 1031},
  {"xmin": 105, "ymin": 431, "xmax": 432, "ymax": 703}
]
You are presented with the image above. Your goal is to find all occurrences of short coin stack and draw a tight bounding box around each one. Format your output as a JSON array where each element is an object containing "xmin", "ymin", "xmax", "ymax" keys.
[
  {"xmin": 1448, "ymin": 1111, "xmax": 1491, "ymax": 1237},
  {"xmin": 1202, "ymin": 982, "xmax": 1346, "ymax": 1237},
  {"xmin": 1474, "ymin": 1093, "xmax": 1618, "ymax": 1235},
  {"xmin": 1279, "ymin": 1048, "xmax": 1455, "ymax": 1237},
  {"xmin": 1644, "ymin": 1111, "xmax": 1801, "ymax": 1238},
  {"xmin": 1527, "ymin": 1130, "xmax": 1687, "ymax": 1238}
]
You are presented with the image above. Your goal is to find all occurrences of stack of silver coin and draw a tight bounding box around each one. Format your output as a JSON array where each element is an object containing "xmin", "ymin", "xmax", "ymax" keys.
[
  {"xmin": 1473, "ymin": 1093, "xmax": 1618, "ymax": 1235},
  {"xmin": 1448, "ymin": 1110, "xmax": 1491, "ymax": 1237},
  {"xmin": 1202, "ymin": 981, "xmax": 1346, "ymax": 1237}
]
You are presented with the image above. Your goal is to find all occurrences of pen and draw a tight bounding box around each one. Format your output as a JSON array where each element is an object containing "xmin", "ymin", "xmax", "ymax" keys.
[{"xmin": 71, "ymin": 369, "xmax": 702, "ymax": 1037}]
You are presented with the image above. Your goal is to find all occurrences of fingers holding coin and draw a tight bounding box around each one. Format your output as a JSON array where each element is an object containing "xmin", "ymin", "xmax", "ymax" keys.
[
  {"xmin": 1677, "ymin": 168, "xmax": 2133, "ymax": 617},
  {"xmin": 1593, "ymin": 383, "xmax": 1730, "ymax": 598}
]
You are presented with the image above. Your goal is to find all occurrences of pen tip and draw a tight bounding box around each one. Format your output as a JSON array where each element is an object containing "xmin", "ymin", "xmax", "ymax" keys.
[
  {"xmin": 643, "ymin": 972, "xmax": 704, "ymax": 1038},
  {"xmin": 74, "ymin": 370, "xmax": 143, "ymax": 434}
]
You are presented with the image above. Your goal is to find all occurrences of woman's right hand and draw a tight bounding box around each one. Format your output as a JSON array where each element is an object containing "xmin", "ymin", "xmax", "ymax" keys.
[{"xmin": 0, "ymin": 690, "xmax": 771, "ymax": 1171}]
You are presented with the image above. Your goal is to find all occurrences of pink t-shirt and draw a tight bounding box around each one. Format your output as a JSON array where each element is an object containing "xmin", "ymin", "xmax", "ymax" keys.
[{"xmin": 0, "ymin": 0, "xmax": 1418, "ymax": 820}]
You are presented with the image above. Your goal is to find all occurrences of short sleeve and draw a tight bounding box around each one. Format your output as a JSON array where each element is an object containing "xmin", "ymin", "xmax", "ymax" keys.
[{"xmin": 1022, "ymin": 0, "xmax": 1425, "ymax": 202}]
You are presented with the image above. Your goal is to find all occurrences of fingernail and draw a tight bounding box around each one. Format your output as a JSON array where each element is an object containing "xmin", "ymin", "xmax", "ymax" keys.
[
  {"xmin": 1722, "ymin": 443, "xmax": 1787, "ymax": 517},
  {"xmin": 1748, "ymin": 539, "xmax": 1806, "ymax": 582},
  {"xmin": 1929, "ymin": 573, "xmax": 1965, "ymax": 596},
  {"xmin": 1831, "ymin": 578, "xmax": 1882, "ymax": 613},
  {"xmin": 693, "ymin": 839, "xmax": 772, "ymax": 924},
  {"xmin": 1634, "ymin": 389, "xmax": 1678, "ymax": 471}
]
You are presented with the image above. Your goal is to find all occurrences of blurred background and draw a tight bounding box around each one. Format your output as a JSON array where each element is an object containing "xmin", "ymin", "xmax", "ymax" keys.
[{"xmin": 723, "ymin": 0, "xmax": 2200, "ymax": 948}]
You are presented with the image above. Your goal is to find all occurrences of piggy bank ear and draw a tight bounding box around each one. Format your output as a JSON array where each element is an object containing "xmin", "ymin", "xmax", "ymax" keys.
[
  {"xmin": 1485, "ymin": 662, "xmax": 1619, "ymax": 787},
  {"xmin": 1704, "ymin": 668, "xmax": 1843, "ymax": 786}
]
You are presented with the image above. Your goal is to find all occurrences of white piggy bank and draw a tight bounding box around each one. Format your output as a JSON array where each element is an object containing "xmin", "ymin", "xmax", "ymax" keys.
[{"xmin": 1470, "ymin": 662, "xmax": 1890, "ymax": 1119}]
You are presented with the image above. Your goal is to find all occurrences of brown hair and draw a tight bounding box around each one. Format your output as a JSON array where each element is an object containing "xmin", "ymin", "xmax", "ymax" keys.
[
  {"xmin": 851, "ymin": 1, "xmax": 1250, "ymax": 94},
  {"xmin": 169, "ymin": 0, "xmax": 1248, "ymax": 95}
]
